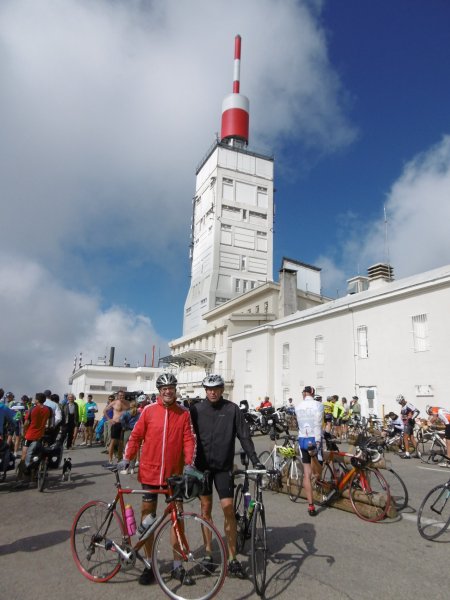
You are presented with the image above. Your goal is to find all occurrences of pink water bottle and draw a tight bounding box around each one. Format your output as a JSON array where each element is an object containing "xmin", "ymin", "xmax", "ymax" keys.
[{"xmin": 125, "ymin": 504, "xmax": 137, "ymax": 536}]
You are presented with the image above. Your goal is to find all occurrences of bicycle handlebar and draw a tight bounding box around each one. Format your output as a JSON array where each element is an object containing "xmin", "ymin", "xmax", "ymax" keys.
[{"xmin": 233, "ymin": 468, "xmax": 279, "ymax": 477}]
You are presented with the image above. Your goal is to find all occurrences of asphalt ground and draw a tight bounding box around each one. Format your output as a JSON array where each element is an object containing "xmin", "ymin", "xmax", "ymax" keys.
[{"xmin": 0, "ymin": 435, "xmax": 448, "ymax": 600}]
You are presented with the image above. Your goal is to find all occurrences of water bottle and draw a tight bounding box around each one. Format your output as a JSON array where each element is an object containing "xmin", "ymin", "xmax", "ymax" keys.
[
  {"xmin": 244, "ymin": 491, "xmax": 251, "ymax": 510},
  {"xmin": 138, "ymin": 513, "xmax": 157, "ymax": 541},
  {"xmin": 248, "ymin": 500, "xmax": 256, "ymax": 518},
  {"xmin": 124, "ymin": 505, "xmax": 136, "ymax": 536}
]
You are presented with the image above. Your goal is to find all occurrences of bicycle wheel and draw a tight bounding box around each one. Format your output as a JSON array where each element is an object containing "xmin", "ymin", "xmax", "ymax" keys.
[
  {"xmin": 71, "ymin": 500, "xmax": 124, "ymax": 582},
  {"xmin": 285, "ymin": 457, "xmax": 304, "ymax": 502},
  {"xmin": 152, "ymin": 512, "xmax": 227, "ymax": 600},
  {"xmin": 417, "ymin": 483, "xmax": 450, "ymax": 540},
  {"xmin": 418, "ymin": 434, "xmax": 436, "ymax": 463},
  {"xmin": 314, "ymin": 463, "xmax": 335, "ymax": 506},
  {"xmin": 349, "ymin": 468, "xmax": 391, "ymax": 522},
  {"xmin": 37, "ymin": 459, "xmax": 48, "ymax": 492},
  {"xmin": 234, "ymin": 483, "xmax": 248, "ymax": 553},
  {"xmin": 250, "ymin": 504, "xmax": 267, "ymax": 597},
  {"xmin": 381, "ymin": 468, "xmax": 408, "ymax": 511}
]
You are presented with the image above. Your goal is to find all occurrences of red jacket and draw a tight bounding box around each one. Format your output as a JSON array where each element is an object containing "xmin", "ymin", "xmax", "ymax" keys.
[{"xmin": 124, "ymin": 397, "xmax": 196, "ymax": 486}]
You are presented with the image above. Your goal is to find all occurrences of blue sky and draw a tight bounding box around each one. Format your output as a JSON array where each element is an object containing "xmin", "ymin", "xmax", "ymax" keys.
[{"xmin": 1, "ymin": 1, "xmax": 450, "ymax": 393}]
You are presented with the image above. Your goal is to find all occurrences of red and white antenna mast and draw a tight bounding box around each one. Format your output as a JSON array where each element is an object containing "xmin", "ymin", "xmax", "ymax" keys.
[{"xmin": 220, "ymin": 35, "xmax": 249, "ymax": 146}]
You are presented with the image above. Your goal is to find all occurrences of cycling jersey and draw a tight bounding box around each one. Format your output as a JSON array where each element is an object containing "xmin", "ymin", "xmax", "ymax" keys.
[
  {"xmin": 124, "ymin": 397, "xmax": 196, "ymax": 487},
  {"xmin": 322, "ymin": 400, "xmax": 333, "ymax": 415},
  {"xmin": 295, "ymin": 397, "xmax": 324, "ymax": 442},
  {"xmin": 25, "ymin": 404, "xmax": 52, "ymax": 442},
  {"xmin": 190, "ymin": 398, "xmax": 259, "ymax": 472},
  {"xmin": 400, "ymin": 402, "xmax": 418, "ymax": 422}
]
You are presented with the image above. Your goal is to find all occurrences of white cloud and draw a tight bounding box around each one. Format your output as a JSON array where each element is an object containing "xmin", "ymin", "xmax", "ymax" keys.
[
  {"xmin": 0, "ymin": 255, "xmax": 167, "ymax": 395},
  {"xmin": 318, "ymin": 136, "xmax": 450, "ymax": 295},
  {"xmin": 0, "ymin": 0, "xmax": 356, "ymax": 392}
]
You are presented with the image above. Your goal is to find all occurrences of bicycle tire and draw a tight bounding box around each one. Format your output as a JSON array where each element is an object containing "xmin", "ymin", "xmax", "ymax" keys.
[
  {"xmin": 417, "ymin": 483, "xmax": 450, "ymax": 540},
  {"xmin": 250, "ymin": 504, "xmax": 267, "ymax": 597},
  {"xmin": 234, "ymin": 483, "xmax": 248, "ymax": 553},
  {"xmin": 314, "ymin": 463, "xmax": 336, "ymax": 506},
  {"xmin": 349, "ymin": 468, "xmax": 391, "ymax": 522},
  {"xmin": 152, "ymin": 512, "xmax": 227, "ymax": 600},
  {"xmin": 381, "ymin": 467, "xmax": 408, "ymax": 511},
  {"xmin": 286, "ymin": 457, "xmax": 304, "ymax": 502},
  {"xmin": 37, "ymin": 459, "xmax": 48, "ymax": 492},
  {"xmin": 71, "ymin": 500, "xmax": 124, "ymax": 582}
]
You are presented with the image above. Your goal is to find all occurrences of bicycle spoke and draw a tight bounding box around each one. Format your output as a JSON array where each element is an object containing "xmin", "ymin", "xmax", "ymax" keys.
[
  {"xmin": 418, "ymin": 484, "xmax": 450, "ymax": 540},
  {"xmin": 153, "ymin": 513, "xmax": 226, "ymax": 600},
  {"xmin": 71, "ymin": 501, "xmax": 123, "ymax": 582}
]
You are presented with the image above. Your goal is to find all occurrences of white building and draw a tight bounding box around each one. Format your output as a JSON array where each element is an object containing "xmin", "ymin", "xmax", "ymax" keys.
[
  {"xmin": 230, "ymin": 263, "xmax": 450, "ymax": 417},
  {"xmin": 167, "ymin": 259, "xmax": 327, "ymax": 399},
  {"xmin": 69, "ymin": 364, "xmax": 160, "ymax": 409}
]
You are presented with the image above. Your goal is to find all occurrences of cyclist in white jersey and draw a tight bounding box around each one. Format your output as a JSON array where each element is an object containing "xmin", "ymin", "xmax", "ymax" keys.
[{"xmin": 295, "ymin": 386, "xmax": 324, "ymax": 516}]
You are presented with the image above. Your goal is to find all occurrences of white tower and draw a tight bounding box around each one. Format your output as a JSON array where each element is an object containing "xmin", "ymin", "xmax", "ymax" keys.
[{"xmin": 183, "ymin": 36, "xmax": 274, "ymax": 335}]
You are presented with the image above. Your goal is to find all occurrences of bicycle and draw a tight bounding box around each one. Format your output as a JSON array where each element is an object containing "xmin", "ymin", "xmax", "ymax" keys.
[
  {"xmin": 258, "ymin": 434, "xmax": 304, "ymax": 502},
  {"xmin": 416, "ymin": 427, "xmax": 447, "ymax": 464},
  {"xmin": 313, "ymin": 441, "xmax": 391, "ymax": 522},
  {"xmin": 358, "ymin": 435, "xmax": 409, "ymax": 511},
  {"xmin": 71, "ymin": 466, "xmax": 227, "ymax": 600},
  {"xmin": 233, "ymin": 453, "xmax": 273, "ymax": 597},
  {"xmin": 417, "ymin": 455, "xmax": 450, "ymax": 540}
]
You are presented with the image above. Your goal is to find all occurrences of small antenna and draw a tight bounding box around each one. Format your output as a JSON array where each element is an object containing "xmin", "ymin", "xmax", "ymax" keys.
[{"xmin": 384, "ymin": 205, "xmax": 390, "ymax": 265}]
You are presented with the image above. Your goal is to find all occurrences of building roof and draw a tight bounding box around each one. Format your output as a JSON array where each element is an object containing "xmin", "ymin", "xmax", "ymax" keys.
[
  {"xmin": 159, "ymin": 350, "xmax": 215, "ymax": 368},
  {"xmin": 230, "ymin": 263, "xmax": 450, "ymax": 339}
]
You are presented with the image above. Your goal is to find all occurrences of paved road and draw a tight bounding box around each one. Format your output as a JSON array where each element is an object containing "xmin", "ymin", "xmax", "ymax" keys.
[{"xmin": 1, "ymin": 436, "xmax": 448, "ymax": 600}]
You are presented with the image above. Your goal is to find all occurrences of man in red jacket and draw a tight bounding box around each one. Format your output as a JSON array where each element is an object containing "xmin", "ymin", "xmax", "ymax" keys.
[{"xmin": 119, "ymin": 373, "xmax": 196, "ymax": 586}]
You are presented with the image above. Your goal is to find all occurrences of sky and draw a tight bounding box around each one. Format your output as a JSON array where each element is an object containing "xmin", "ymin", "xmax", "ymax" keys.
[{"xmin": 1, "ymin": 0, "xmax": 450, "ymax": 395}]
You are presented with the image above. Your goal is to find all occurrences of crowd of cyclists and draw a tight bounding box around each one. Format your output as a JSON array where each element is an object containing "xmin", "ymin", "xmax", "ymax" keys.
[{"xmin": 2, "ymin": 379, "xmax": 450, "ymax": 588}]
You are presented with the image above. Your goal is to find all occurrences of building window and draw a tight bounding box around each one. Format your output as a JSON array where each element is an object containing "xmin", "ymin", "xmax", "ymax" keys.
[
  {"xmin": 241, "ymin": 256, "xmax": 247, "ymax": 270},
  {"xmin": 315, "ymin": 335, "xmax": 324, "ymax": 365},
  {"xmin": 282, "ymin": 387, "xmax": 290, "ymax": 403},
  {"xmin": 245, "ymin": 349, "xmax": 252, "ymax": 372},
  {"xmin": 218, "ymin": 360, "xmax": 223, "ymax": 374},
  {"xmin": 412, "ymin": 314, "xmax": 429, "ymax": 352},
  {"xmin": 244, "ymin": 385, "xmax": 252, "ymax": 403},
  {"xmin": 282, "ymin": 343, "xmax": 290, "ymax": 369},
  {"xmin": 235, "ymin": 279, "xmax": 241, "ymax": 292},
  {"xmin": 357, "ymin": 326, "xmax": 368, "ymax": 358}
]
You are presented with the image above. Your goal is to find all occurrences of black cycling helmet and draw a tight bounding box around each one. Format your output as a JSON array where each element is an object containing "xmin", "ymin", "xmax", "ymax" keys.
[
  {"xmin": 202, "ymin": 374, "xmax": 225, "ymax": 388},
  {"xmin": 156, "ymin": 373, "xmax": 177, "ymax": 389}
]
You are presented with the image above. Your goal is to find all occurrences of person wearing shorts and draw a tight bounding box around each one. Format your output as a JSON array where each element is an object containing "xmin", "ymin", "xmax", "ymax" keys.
[
  {"xmin": 119, "ymin": 373, "xmax": 196, "ymax": 586},
  {"xmin": 190, "ymin": 374, "xmax": 263, "ymax": 579},
  {"xmin": 295, "ymin": 386, "xmax": 324, "ymax": 517}
]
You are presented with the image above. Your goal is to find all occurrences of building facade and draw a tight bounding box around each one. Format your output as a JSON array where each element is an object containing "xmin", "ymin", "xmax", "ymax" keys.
[{"xmin": 230, "ymin": 264, "xmax": 450, "ymax": 415}]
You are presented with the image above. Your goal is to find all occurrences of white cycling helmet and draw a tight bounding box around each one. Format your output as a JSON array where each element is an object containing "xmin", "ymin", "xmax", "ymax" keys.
[
  {"xmin": 202, "ymin": 374, "xmax": 225, "ymax": 388},
  {"xmin": 396, "ymin": 394, "xmax": 405, "ymax": 404}
]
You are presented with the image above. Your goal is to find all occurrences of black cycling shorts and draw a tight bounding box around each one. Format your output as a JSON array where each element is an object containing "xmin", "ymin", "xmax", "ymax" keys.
[
  {"xmin": 142, "ymin": 483, "xmax": 168, "ymax": 503},
  {"xmin": 324, "ymin": 413, "xmax": 333, "ymax": 423},
  {"xmin": 201, "ymin": 470, "xmax": 234, "ymax": 500},
  {"xmin": 110, "ymin": 422, "xmax": 122, "ymax": 440}
]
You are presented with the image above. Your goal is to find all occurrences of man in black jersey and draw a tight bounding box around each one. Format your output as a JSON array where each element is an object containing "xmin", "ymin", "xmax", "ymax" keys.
[{"xmin": 190, "ymin": 374, "xmax": 263, "ymax": 579}]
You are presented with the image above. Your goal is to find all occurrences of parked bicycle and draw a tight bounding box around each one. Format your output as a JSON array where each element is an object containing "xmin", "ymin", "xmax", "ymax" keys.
[
  {"xmin": 417, "ymin": 454, "xmax": 450, "ymax": 540},
  {"xmin": 258, "ymin": 434, "xmax": 304, "ymax": 502},
  {"xmin": 71, "ymin": 466, "xmax": 227, "ymax": 600},
  {"xmin": 314, "ymin": 438, "xmax": 391, "ymax": 522},
  {"xmin": 233, "ymin": 452, "xmax": 273, "ymax": 597},
  {"xmin": 416, "ymin": 427, "xmax": 447, "ymax": 464},
  {"xmin": 358, "ymin": 435, "xmax": 409, "ymax": 511}
]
